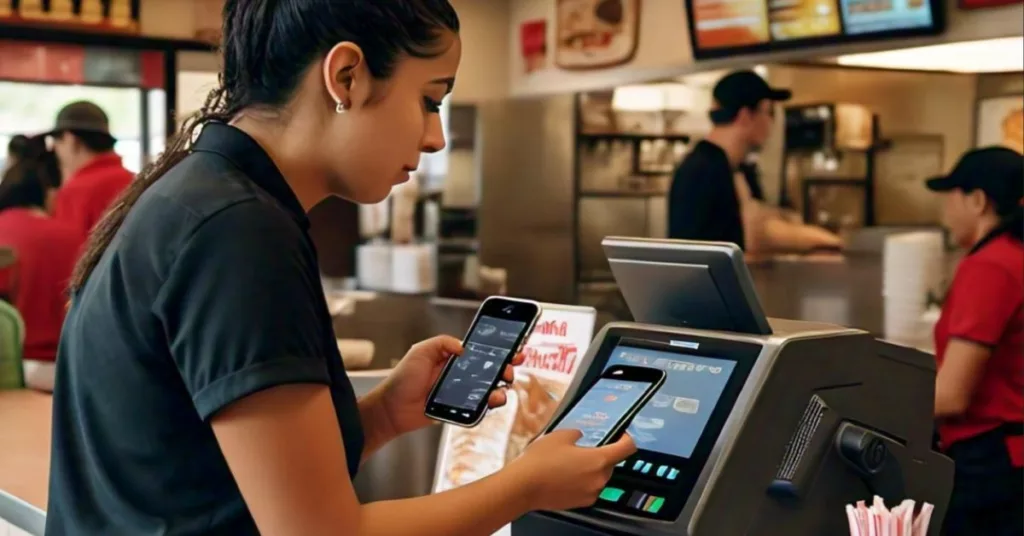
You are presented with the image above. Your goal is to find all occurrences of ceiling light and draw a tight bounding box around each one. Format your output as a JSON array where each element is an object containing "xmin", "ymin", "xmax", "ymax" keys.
[
  {"xmin": 612, "ymin": 83, "xmax": 696, "ymax": 112},
  {"xmin": 835, "ymin": 37, "xmax": 1023, "ymax": 73}
]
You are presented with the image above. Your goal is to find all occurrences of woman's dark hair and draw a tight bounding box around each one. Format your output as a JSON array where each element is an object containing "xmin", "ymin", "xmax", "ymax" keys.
[
  {"xmin": 7, "ymin": 134, "xmax": 47, "ymax": 163},
  {"xmin": 996, "ymin": 202, "xmax": 1024, "ymax": 243},
  {"xmin": 69, "ymin": 0, "xmax": 459, "ymax": 292},
  {"xmin": 0, "ymin": 160, "xmax": 49, "ymax": 211},
  {"xmin": 6, "ymin": 135, "xmax": 61, "ymax": 189},
  {"xmin": 7, "ymin": 135, "xmax": 32, "ymax": 159}
]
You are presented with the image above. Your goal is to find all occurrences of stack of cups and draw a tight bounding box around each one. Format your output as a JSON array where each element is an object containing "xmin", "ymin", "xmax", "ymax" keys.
[{"xmin": 883, "ymin": 231, "xmax": 944, "ymax": 346}]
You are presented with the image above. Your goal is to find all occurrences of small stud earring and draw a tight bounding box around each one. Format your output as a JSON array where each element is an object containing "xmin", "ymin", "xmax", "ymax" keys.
[{"xmin": 335, "ymin": 101, "xmax": 347, "ymax": 114}]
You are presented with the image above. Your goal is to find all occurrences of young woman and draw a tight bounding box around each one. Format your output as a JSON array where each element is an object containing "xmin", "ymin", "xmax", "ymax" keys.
[
  {"xmin": 46, "ymin": 2, "xmax": 635, "ymax": 535},
  {"xmin": 0, "ymin": 159, "xmax": 82, "ymax": 390},
  {"xmin": 927, "ymin": 146, "xmax": 1023, "ymax": 536}
]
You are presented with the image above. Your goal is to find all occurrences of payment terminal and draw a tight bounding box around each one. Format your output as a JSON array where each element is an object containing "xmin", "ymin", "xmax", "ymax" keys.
[{"xmin": 511, "ymin": 238, "xmax": 953, "ymax": 536}]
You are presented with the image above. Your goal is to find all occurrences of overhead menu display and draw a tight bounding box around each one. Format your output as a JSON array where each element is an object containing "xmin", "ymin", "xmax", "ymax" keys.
[
  {"xmin": 840, "ymin": 0, "xmax": 934, "ymax": 35},
  {"xmin": 686, "ymin": 0, "xmax": 942, "ymax": 58},
  {"xmin": 691, "ymin": 0, "xmax": 770, "ymax": 49},
  {"xmin": 768, "ymin": 0, "xmax": 842, "ymax": 41}
]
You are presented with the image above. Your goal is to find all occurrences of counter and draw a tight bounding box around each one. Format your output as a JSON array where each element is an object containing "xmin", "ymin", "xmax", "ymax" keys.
[
  {"xmin": 0, "ymin": 253, "xmax": 943, "ymax": 532},
  {"xmin": 0, "ymin": 391, "xmax": 49, "ymax": 535}
]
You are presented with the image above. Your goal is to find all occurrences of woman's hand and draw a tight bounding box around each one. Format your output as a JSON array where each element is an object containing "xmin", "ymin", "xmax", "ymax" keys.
[
  {"xmin": 505, "ymin": 430, "xmax": 637, "ymax": 512},
  {"xmin": 373, "ymin": 335, "xmax": 525, "ymax": 439}
]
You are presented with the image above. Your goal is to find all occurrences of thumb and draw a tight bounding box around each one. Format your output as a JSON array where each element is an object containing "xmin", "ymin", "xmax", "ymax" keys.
[
  {"xmin": 420, "ymin": 335, "xmax": 463, "ymax": 362},
  {"xmin": 597, "ymin": 432, "xmax": 637, "ymax": 462}
]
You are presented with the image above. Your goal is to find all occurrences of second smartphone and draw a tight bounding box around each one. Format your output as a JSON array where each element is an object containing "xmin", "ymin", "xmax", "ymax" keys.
[
  {"xmin": 549, "ymin": 365, "xmax": 666, "ymax": 447},
  {"xmin": 425, "ymin": 297, "xmax": 541, "ymax": 427}
]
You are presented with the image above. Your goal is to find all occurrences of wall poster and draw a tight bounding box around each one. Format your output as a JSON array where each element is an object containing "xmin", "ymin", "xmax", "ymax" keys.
[
  {"xmin": 976, "ymin": 95, "xmax": 1024, "ymax": 155},
  {"xmin": 555, "ymin": 0, "xmax": 641, "ymax": 70},
  {"xmin": 520, "ymin": 19, "xmax": 548, "ymax": 74}
]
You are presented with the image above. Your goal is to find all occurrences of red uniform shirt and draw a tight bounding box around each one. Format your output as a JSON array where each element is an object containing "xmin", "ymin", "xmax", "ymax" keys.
[
  {"xmin": 0, "ymin": 208, "xmax": 84, "ymax": 362},
  {"xmin": 934, "ymin": 233, "xmax": 1024, "ymax": 465},
  {"xmin": 53, "ymin": 152, "xmax": 134, "ymax": 236}
]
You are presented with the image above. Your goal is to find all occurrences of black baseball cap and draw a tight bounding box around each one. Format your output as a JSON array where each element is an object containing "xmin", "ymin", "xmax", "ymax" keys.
[
  {"xmin": 711, "ymin": 70, "xmax": 792, "ymax": 117},
  {"xmin": 926, "ymin": 146, "xmax": 1024, "ymax": 214},
  {"xmin": 46, "ymin": 101, "xmax": 114, "ymax": 139}
]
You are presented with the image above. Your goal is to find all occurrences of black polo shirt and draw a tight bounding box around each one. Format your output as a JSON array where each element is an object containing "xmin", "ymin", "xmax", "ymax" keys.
[
  {"xmin": 46, "ymin": 123, "xmax": 365, "ymax": 535},
  {"xmin": 667, "ymin": 140, "xmax": 745, "ymax": 250}
]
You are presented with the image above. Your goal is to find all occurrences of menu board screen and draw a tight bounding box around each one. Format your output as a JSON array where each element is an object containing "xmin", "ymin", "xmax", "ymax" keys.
[
  {"xmin": 768, "ymin": 0, "xmax": 842, "ymax": 41},
  {"xmin": 840, "ymin": 0, "xmax": 934, "ymax": 35},
  {"xmin": 691, "ymin": 0, "xmax": 770, "ymax": 49},
  {"xmin": 686, "ymin": 0, "xmax": 942, "ymax": 57}
]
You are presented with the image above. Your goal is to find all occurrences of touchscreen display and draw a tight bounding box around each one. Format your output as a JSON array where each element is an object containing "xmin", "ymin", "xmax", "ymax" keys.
[
  {"xmin": 604, "ymin": 345, "xmax": 736, "ymax": 458},
  {"xmin": 433, "ymin": 316, "xmax": 526, "ymax": 411},
  {"xmin": 553, "ymin": 378, "xmax": 652, "ymax": 447}
]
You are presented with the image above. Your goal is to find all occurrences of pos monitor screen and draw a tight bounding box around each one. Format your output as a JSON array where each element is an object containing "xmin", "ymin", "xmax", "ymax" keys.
[
  {"xmin": 544, "ymin": 326, "xmax": 762, "ymax": 522},
  {"xmin": 602, "ymin": 237, "xmax": 772, "ymax": 335}
]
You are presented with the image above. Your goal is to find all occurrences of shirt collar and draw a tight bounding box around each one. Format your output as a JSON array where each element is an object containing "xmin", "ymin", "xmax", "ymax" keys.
[
  {"xmin": 190, "ymin": 123, "xmax": 309, "ymax": 229},
  {"xmin": 968, "ymin": 221, "xmax": 1016, "ymax": 255},
  {"xmin": 697, "ymin": 139, "xmax": 736, "ymax": 170}
]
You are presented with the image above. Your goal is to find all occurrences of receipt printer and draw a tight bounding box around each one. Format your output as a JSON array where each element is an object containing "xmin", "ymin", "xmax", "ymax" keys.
[{"xmin": 512, "ymin": 238, "xmax": 953, "ymax": 535}]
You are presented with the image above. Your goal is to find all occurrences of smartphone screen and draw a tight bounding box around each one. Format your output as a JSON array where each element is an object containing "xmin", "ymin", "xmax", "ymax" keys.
[
  {"xmin": 552, "ymin": 366, "xmax": 665, "ymax": 447},
  {"xmin": 426, "ymin": 298, "xmax": 540, "ymax": 427}
]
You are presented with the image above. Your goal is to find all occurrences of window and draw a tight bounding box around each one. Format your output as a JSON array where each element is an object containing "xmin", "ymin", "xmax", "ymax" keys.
[{"xmin": 0, "ymin": 81, "xmax": 143, "ymax": 172}]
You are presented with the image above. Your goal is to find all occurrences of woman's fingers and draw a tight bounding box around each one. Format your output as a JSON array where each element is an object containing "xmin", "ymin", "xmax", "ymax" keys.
[{"xmin": 487, "ymin": 387, "xmax": 509, "ymax": 408}]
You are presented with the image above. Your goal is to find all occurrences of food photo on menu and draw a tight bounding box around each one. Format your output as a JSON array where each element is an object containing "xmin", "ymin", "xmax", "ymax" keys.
[
  {"xmin": 691, "ymin": 0, "xmax": 771, "ymax": 49},
  {"xmin": 839, "ymin": 0, "xmax": 933, "ymax": 34},
  {"xmin": 555, "ymin": 0, "xmax": 640, "ymax": 68},
  {"xmin": 767, "ymin": 0, "xmax": 842, "ymax": 40}
]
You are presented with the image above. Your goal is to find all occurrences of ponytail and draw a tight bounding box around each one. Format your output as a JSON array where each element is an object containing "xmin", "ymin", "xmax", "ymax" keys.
[
  {"xmin": 68, "ymin": 85, "xmax": 238, "ymax": 293},
  {"xmin": 1003, "ymin": 204, "xmax": 1024, "ymax": 243}
]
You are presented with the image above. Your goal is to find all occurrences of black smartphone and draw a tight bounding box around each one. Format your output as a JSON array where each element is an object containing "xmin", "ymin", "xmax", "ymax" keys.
[
  {"xmin": 425, "ymin": 297, "xmax": 541, "ymax": 427},
  {"xmin": 549, "ymin": 365, "xmax": 666, "ymax": 447}
]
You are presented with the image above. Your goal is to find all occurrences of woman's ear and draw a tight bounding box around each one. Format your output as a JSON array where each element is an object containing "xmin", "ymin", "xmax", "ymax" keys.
[
  {"xmin": 322, "ymin": 42, "xmax": 365, "ymax": 111},
  {"xmin": 965, "ymin": 189, "xmax": 991, "ymax": 215}
]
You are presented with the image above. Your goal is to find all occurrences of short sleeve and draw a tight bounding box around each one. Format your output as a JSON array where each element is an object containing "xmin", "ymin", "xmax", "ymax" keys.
[
  {"xmin": 948, "ymin": 260, "xmax": 1023, "ymax": 347},
  {"xmin": 153, "ymin": 201, "xmax": 330, "ymax": 420}
]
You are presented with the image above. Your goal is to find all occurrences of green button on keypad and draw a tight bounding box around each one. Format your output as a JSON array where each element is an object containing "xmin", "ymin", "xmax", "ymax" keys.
[
  {"xmin": 646, "ymin": 496, "xmax": 665, "ymax": 514},
  {"xmin": 599, "ymin": 487, "xmax": 626, "ymax": 502}
]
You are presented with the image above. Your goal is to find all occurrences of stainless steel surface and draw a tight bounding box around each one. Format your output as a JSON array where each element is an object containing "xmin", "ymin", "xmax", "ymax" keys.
[
  {"xmin": 477, "ymin": 96, "xmax": 576, "ymax": 304},
  {"xmin": 0, "ymin": 489, "xmax": 45, "ymax": 536},
  {"xmin": 527, "ymin": 320, "xmax": 860, "ymax": 536},
  {"xmin": 579, "ymin": 197, "xmax": 648, "ymax": 278}
]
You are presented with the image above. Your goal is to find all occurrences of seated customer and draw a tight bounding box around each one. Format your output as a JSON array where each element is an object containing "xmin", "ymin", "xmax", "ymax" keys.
[
  {"xmin": 927, "ymin": 147, "xmax": 1023, "ymax": 536},
  {"xmin": 47, "ymin": 101, "xmax": 134, "ymax": 235},
  {"xmin": 0, "ymin": 160, "xmax": 84, "ymax": 391}
]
